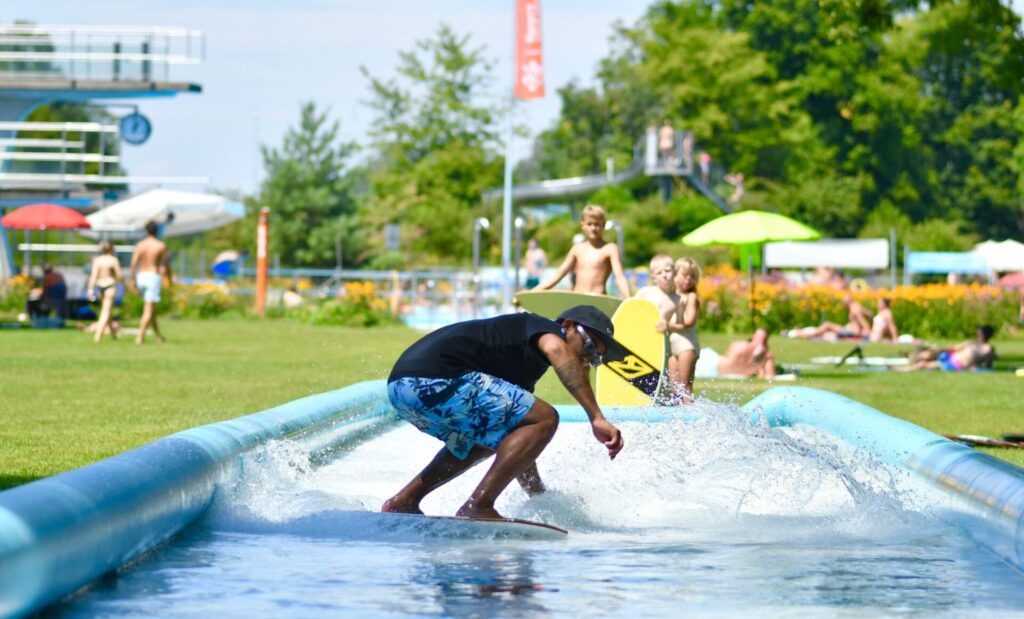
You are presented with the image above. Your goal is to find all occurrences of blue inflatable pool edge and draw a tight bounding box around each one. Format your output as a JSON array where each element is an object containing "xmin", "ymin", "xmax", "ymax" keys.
[
  {"xmin": 2, "ymin": 382, "xmax": 1024, "ymax": 617},
  {"xmin": 0, "ymin": 379, "xmax": 395, "ymax": 619}
]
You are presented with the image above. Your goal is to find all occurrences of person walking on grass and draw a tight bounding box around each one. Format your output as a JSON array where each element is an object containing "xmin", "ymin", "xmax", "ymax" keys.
[
  {"xmin": 86, "ymin": 241, "xmax": 122, "ymax": 342},
  {"xmin": 130, "ymin": 220, "xmax": 172, "ymax": 344},
  {"xmin": 382, "ymin": 305, "xmax": 626, "ymax": 520}
]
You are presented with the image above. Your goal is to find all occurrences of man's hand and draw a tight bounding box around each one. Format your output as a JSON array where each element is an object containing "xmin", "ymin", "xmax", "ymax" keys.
[{"xmin": 591, "ymin": 418, "xmax": 623, "ymax": 460}]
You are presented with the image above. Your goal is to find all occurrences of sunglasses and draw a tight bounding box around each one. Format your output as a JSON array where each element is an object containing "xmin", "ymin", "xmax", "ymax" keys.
[{"xmin": 575, "ymin": 325, "xmax": 604, "ymax": 368}]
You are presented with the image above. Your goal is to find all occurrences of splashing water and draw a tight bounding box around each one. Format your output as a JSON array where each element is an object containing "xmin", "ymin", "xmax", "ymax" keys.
[{"xmin": 208, "ymin": 397, "xmax": 939, "ymax": 546}]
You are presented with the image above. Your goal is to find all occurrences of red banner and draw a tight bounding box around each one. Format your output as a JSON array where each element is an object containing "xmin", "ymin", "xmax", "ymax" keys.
[{"xmin": 515, "ymin": 0, "xmax": 545, "ymax": 100}]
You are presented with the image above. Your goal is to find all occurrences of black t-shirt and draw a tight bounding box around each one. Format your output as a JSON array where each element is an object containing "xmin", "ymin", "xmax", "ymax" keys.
[{"xmin": 388, "ymin": 313, "xmax": 564, "ymax": 392}]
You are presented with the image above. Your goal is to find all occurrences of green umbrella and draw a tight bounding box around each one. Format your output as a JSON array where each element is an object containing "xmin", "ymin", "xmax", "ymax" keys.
[
  {"xmin": 682, "ymin": 210, "xmax": 820, "ymax": 246},
  {"xmin": 682, "ymin": 210, "xmax": 821, "ymax": 326}
]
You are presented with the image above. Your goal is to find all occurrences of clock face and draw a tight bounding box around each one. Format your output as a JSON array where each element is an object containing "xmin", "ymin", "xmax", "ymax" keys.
[{"xmin": 120, "ymin": 113, "xmax": 152, "ymax": 145}]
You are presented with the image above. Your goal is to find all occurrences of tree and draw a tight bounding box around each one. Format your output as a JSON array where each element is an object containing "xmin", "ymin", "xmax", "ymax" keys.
[
  {"xmin": 361, "ymin": 25, "xmax": 503, "ymax": 266},
  {"xmin": 257, "ymin": 102, "xmax": 360, "ymax": 267}
]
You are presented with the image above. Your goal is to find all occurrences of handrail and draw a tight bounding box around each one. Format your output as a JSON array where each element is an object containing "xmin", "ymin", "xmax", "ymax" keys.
[
  {"xmin": 0, "ymin": 24, "xmax": 204, "ymax": 83},
  {"xmin": 0, "ymin": 121, "xmax": 117, "ymax": 132}
]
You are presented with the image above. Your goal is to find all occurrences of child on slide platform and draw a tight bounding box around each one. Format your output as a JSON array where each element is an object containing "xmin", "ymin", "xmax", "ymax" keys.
[
  {"xmin": 534, "ymin": 204, "xmax": 632, "ymax": 298},
  {"xmin": 667, "ymin": 258, "xmax": 701, "ymax": 403}
]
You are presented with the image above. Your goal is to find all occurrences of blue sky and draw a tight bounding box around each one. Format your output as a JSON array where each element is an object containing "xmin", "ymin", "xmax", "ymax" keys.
[
  {"xmin": 6, "ymin": 0, "xmax": 652, "ymax": 195},
  {"xmin": 6, "ymin": 0, "xmax": 1023, "ymax": 196}
]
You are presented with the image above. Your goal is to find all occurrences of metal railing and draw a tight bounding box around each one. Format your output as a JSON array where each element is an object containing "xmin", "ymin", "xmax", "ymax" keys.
[
  {"xmin": 0, "ymin": 120, "xmax": 207, "ymax": 190},
  {"xmin": 0, "ymin": 24, "xmax": 204, "ymax": 83}
]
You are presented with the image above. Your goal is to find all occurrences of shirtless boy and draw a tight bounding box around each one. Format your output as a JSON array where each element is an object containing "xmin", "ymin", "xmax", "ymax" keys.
[
  {"xmin": 635, "ymin": 254, "xmax": 677, "ymax": 328},
  {"xmin": 129, "ymin": 220, "xmax": 173, "ymax": 344},
  {"xmin": 535, "ymin": 204, "xmax": 631, "ymax": 298},
  {"xmin": 635, "ymin": 254, "xmax": 679, "ymax": 401}
]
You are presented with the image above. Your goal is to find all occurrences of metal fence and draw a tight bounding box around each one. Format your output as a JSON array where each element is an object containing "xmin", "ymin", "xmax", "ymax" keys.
[{"xmin": 0, "ymin": 24, "xmax": 204, "ymax": 83}]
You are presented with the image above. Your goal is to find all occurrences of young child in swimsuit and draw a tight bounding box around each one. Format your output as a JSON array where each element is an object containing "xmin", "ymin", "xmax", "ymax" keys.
[
  {"xmin": 667, "ymin": 257, "xmax": 701, "ymax": 403},
  {"xmin": 634, "ymin": 254, "xmax": 678, "ymax": 402}
]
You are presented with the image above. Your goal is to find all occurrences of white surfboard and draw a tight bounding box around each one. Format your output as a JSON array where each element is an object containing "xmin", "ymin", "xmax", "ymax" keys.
[{"xmin": 375, "ymin": 512, "xmax": 568, "ymax": 540}]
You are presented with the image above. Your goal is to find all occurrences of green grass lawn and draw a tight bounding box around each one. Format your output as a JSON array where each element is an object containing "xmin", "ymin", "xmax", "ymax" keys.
[{"xmin": 2, "ymin": 319, "xmax": 1022, "ymax": 490}]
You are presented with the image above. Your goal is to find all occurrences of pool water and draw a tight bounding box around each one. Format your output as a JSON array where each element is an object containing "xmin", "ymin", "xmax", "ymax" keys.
[{"xmin": 52, "ymin": 401, "xmax": 1024, "ymax": 617}]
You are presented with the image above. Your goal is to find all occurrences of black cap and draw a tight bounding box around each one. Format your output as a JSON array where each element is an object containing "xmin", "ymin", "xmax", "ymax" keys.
[{"xmin": 556, "ymin": 305, "xmax": 629, "ymax": 362}]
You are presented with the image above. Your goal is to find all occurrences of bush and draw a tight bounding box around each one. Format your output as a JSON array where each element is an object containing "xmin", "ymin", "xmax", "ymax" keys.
[
  {"xmin": 0, "ymin": 274, "xmax": 33, "ymax": 315},
  {"xmin": 305, "ymin": 281, "xmax": 399, "ymax": 327},
  {"xmin": 174, "ymin": 282, "xmax": 244, "ymax": 319}
]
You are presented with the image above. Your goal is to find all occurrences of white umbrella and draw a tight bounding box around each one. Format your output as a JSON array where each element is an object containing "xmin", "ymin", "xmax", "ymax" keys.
[
  {"xmin": 972, "ymin": 239, "xmax": 1024, "ymax": 272},
  {"xmin": 84, "ymin": 189, "xmax": 245, "ymax": 239}
]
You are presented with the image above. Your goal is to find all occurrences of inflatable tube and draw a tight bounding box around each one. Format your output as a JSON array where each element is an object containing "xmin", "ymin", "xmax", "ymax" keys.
[
  {"xmin": 745, "ymin": 387, "xmax": 1024, "ymax": 574},
  {"xmin": 4, "ymin": 381, "xmax": 1023, "ymax": 616},
  {"xmin": 0, "ymin": 380, "xmax": 394, "ymax": 619}
]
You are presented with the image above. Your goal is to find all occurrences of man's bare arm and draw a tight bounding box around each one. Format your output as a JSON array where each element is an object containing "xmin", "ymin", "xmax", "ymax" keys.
[
  {"xmin": 129, "ymin": 248, "xmax": 140, "ymax": 281},
  {"xmin": 535, "ymin": 250, "xmax": 576, "ymax": 291},
  {"xmin": 160, "ymin": 247, "xmax": 173, "ymax": 285},
  {"xmin": 607, "ymin": 244, "xmax": 631, "ymax": 298},
  {"xmin": 536, "ymin": 332, "xmax": 623, "ymax": 459}
]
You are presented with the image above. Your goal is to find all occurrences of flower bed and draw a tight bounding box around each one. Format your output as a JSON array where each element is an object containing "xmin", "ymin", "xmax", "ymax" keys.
[{"xmin": 698, "ymin": 266, "xmax": 1019, "ymax": 338}]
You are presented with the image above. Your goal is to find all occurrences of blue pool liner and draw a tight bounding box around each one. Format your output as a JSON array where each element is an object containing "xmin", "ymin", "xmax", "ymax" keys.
[
  {"xmin": 2, "ymin": 383, "xmax": 1023, "ymax": 617},
  {"xmin": 0, "ymin": 380, "xmax": 395, "ymax": 619}
]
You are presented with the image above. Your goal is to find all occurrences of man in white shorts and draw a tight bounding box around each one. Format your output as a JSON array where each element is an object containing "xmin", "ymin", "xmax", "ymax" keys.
[{"xmin": 130, "ymin": 220, "xmax": 173, "ymax": 344}]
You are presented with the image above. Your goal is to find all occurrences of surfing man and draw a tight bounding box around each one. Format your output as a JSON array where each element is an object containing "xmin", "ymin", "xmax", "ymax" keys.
[
  {"xmin": 129, "ymin": 220, "xmax": 173, "ymax": 344},
  {"xmin": 383, "ymin": 305, "xmax": 626, "ymax": 520},
  {"xmin": 534, "ymin": 204, "xmax": 632, "ymax": 298}
]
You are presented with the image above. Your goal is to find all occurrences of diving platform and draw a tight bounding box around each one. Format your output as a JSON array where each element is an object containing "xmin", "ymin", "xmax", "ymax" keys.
[
  {"xmin": 0, "ymin": 24, "xmax": 203, "ymax": 120},
  {"xmin": 0, "ymin": 24, "xmax": 206, "ymax": 197}
]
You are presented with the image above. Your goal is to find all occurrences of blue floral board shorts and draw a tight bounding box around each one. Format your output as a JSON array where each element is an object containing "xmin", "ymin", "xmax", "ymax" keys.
[{"xmin": 387, "ymin": 372, "xmax": 537, "ymax": 460}]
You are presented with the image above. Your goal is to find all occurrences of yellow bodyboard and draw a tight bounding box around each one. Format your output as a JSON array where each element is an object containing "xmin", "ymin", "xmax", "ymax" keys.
[
  {"xmin": 595, "ymin": 298, "xmax": 666, "ymax": 406},
  {"xmin": 514, "ymin": 290, "xmax": 621, "ymax": 320}
]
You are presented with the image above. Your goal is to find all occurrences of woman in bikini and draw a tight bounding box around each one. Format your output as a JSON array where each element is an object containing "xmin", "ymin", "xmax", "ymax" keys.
[
  {"xmin": 86, "ymin": 241, "xmax": 123, "ymax": 342},
  {"xmin": 868, "ymin": 297, "xmax": 899, "ymax": 343}
]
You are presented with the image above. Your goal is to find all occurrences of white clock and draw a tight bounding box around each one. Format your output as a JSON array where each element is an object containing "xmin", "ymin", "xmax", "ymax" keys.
[{"xmin": 120, "ymin": 113, "xmax": 152, "ymax": 145}]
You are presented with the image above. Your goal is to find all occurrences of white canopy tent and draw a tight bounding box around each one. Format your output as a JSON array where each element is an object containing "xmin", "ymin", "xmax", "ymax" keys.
[
  {"xmin": 83, "ymin": 189, "xmax": 245, "ymax": 239},
  {"xmin": 972, "ymin": 239, "xmax": 1024, "ymax": 272},
  {"xmin": 764, "ymin": 239, "xmax": 890, "ymax": 269}
]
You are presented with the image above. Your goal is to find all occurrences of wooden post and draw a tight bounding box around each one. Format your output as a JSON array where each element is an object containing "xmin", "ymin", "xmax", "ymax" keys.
[{"xmin": 256, "ymin": 207, "xmax": 269, "ymax": 316}]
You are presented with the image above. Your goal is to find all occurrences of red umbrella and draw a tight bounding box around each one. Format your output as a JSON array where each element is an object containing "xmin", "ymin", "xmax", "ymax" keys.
[{"xmin": 1, "ymin": 203, "xmax": 91, "ymax": 230}]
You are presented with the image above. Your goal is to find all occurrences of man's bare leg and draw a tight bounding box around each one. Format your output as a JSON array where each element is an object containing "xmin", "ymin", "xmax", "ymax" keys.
[
  {"xmin": 758, "ymin": 352, "xmax": 777, "ymax": 379},
  {"xmin": 150, "ymin": 308, "xmax": 165, "ymax": 342},
  {"xmin": 136, "ymin": 302, "xmax": 153, "ymax": 344},
  {"xmin": 382, "ymin": 445, "xmax": 493, "ymax": 514},
  {"xmin": 456, "ymin": 399, "xmax": 559, "ymax": 520},
  {"xmin": 516, "ymin": 461, "xmax": 546, "ymax": 496},
  {"xmin": 676, "ymin": 350, "xmax": 698, "ymax": 403}
]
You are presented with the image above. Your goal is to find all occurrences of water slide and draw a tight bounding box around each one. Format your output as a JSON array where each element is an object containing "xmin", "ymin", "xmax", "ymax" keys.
[
  {"xmin": 4, "ymin": 383, "xmax": 1024, "ymax": 616},
  {"xmin": 482, "ymin": 159, "xmax": 730, "ymax": 212}
]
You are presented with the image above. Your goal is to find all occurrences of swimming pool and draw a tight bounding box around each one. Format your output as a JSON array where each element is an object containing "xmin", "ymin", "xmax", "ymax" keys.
[{"xmin": 48, "ymin": 400, "xmax": 1024, "ymax": 617}]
